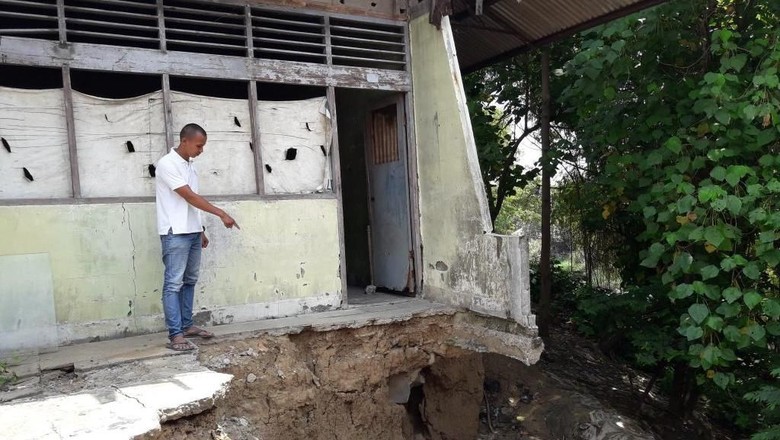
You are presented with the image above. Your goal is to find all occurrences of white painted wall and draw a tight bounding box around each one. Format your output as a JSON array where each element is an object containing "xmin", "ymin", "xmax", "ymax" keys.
[
  {"xmin": 258, "ymin": 97, "xmax": 332, "ymax": 194},
  {"xmin": 73, "ymin": 91, "xmax": 166, "ymax": 197},
  {"xmin": 170, "ymin": 91, "xmax": 256, "ymax": 196},
  {"xmin": 0, "ymin": 87, "xmax": 71, "ymax": 199}
]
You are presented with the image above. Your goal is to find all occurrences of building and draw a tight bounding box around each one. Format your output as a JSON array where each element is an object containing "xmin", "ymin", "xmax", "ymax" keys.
[{"xmin": 0, "ymin": 0, "xmax": 660, "ymax": 356}]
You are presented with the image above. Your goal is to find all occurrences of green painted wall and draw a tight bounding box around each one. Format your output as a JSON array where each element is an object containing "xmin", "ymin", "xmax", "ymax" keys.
[
  {"xmin": 410, "ymin": 15, "xmax": 532, "ymax": 322},
  {"xmin": 0, "ymin": 199, "xmax": 342, "ymax": 347}
]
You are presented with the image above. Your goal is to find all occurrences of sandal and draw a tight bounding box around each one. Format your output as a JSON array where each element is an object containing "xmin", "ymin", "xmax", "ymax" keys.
[
  {"xmin": 166, "ymin": 335, "xmax": 196, "ymax": 351},
  {"xmin": 183, "ymin": 326, "xmax": 215, "ymax": 339}
]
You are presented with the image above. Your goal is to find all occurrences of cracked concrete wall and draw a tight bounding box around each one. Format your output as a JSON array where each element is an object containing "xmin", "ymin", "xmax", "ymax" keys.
[
  {"xmin": 0, "ymin": 199, "xmax": 341, "ymax": 352},
  {"xmin": 410, "ymin": 15, "xmax": 535, "ymax": 327}
]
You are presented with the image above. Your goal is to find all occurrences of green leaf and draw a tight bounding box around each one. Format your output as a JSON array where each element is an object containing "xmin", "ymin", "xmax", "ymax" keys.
[
  {"xmin": 674, "ymin": 283, "xmax": 694, "ymax": 299},
  {"xmin": 713, "ymin": 372, "xmax": 729, "ymax": 389},
  {"xmin": 649, "ymin": 242, "xmax": 665, "ymax": 256},
  {"xmin": 726, "ymin": 195, "xmax": 742, "ymax": 215},
  {"xmin": 716, "ymin": 302, "xmax": 741, "ymax": 318},
  {"xmin": 763, "ymin": 299, "xmax": 780, "ymax": 319},
  {"xmin": 727, "ymin": 53, "xmax": 748, "ymax": 71},
  {"xmin": 704, "ymin": 227, "xmax": 725, "ymax": 247},
  {"xmin": 700, "ymin": 344, "xmax": 718, "ymax": 368},
  {"xmin": 747, "ymin": 324, "xmax": 766, "ymax": 342},
  {"xmin": 647, "ymin": 151, "xmax": 663, "ymax": 167},
  {"xmin": 744, "ymin": 291, "xmax": 763, "ymax": 309},
  {"xmin": 685, "ymin": 326, "xmax": 704, "ymax": 341},
  {"xmin": 677, "ymin": 195, "xmax": 695, "ymax": 214},
  {"xmin": 688, "ymin": 303, "xmax": 709, "ymax": 324},
  {"xmin": 665, "ymin": 136, "xmax": 682, "ymax": 154},
  {"xmin": 700, "ymin": 265, "xmax": 720, "ymax": 280},
  {"xmin": 640, "ymin": 255, "xmax": 659, "ymax": 268},
  {"xmin": 762, "ymin": 250, "xmax": 780, "ymax": 267},
  {"xmin": 720, "ymin": 257, "xmax": 737, "ymax": 271},
  {"xmin": 710, "ymin": 166, "xmax": 727, "ymax": 181},
  {"xmin": 749, "ymin": 208, "xmax": 768, "ymax": 223},
  {"xmin": 760, "ymin": 231, "xmax": 775, "ymax": 243},
  {"xmin": 715, "ymin": 109, "xmax": 731, "ymax": 125},
  {"xmin": 766, "ymin": 321, "xmax": 780, "ymax": 336},
  {"xmin": 725, "ymin": 165, "xmax": 751, "ymax": 186},
  {"xmin": 643, "ymin": 206, "xmax": 657, "ymax": 219},
  {"xmin": 723, "ymin": 325, "xmax": 741, "ymax": 342},
  {"xmin": 722, "ymin": 287, "xmax": 742, "ymax": 304},
  {"xmin": 705, "ymin": 316, "xmax": 724, "ymax": 330},
  {"xmin": 673, "ymin": 252, "xmax": 693, "ymax": 272},
  {"xmin": 742, "ymin": 264, "xmax": 762, "ymax": 280},
  {"xmin": 759, "ymin": 154, "xmax": 774, "ymax": 167}
]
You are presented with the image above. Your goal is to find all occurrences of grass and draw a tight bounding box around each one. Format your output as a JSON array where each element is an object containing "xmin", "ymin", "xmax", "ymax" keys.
[{"xmin": 0, "ymin": 362, "xmax": 18, "ymax": 389}]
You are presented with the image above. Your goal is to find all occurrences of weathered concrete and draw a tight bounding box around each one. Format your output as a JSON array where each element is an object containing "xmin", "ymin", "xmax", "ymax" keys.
[
  {"xmin": 0, "ymin": 253, "xmax": 58, "ymax": 354},
  {"xmin": 2, "ymin": 297, "xmax": 543, "ymax": 440},
  {"xmin": 451, "ymin": 312, "xmax": 544, "ymax": 366},
  {"xmin": 409, "ymin": 14, "xmax": 536, "ymax": 327},
  {"xmin": 1, "ymin": 355, "xmax": 232, "ymax": 440},
  {"xmin": 0, "ymin": 198, "xmax": 341, "ymax": 352},
  {"xmin": 5, "ymin": 298, "xmax": 456, "ymax": 381}
]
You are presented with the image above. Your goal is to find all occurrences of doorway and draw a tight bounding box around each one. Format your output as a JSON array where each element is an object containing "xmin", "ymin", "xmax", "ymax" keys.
[{"xmin": 336, "ymin": 89, "xmax": 416, "ymax": 302}]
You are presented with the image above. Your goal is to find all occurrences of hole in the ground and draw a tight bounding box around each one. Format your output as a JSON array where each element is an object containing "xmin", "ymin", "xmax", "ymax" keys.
[{"xmin": 405, "ymin": 382, "xmax": 427, "ymax": 435}]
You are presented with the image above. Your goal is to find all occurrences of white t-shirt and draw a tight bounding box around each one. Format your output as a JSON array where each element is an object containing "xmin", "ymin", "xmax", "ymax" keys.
[{"xmin": 155, "ymin": 149, "xmax": 203, "ymax": 235}]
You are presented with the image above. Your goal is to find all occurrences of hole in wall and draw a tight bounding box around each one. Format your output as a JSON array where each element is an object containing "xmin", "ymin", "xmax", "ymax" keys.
[
  {"xmin": 70, "ymin": 70, "xmax": 160, "ymax": 98},
  {"xmin": 171, "ymin": 76, "xmax": 248, "ymax": 99},
  {"xmin": 0, "ymin": 65, "xmax": 62, "ymax": 89},
  {"xmin": 257, "ymin": 82, "xmax": 325, "ymax": 101},
  {"xmin": 285, "ymin": 148, "xmax": 298, "ymax": 160}
]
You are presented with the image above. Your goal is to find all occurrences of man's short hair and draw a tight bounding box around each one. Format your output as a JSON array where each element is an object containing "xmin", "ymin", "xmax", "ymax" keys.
[{"xmin": 180, "ymin": 123, "xmax": 207, "ymax": 140}]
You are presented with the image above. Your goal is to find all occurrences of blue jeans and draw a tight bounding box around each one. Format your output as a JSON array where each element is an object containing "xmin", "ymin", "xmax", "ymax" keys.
[{"xmin": 160, "ymin": 231, "xmax": 202, "ymax": 339}]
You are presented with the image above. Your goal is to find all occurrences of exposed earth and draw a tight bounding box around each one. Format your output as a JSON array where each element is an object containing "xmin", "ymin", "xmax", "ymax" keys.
[
  {"xmin": 144, "ymin": 320, "xmax": 734, "ymax": 439},
  {"xmin": 3, "ymin": 315, "xmax": 737, "ymax": 440}
]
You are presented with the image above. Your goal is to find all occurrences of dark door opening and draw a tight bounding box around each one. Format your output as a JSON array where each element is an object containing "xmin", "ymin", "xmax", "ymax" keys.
[{"xmin": 336, "ymin": 89, "xmax": 416, "ymax": 301}]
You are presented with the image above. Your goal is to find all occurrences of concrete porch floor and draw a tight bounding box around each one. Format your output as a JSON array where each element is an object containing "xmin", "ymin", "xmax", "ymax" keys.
[
  {"xmin": 5, "ymin": 295, "xmax": 454, "ymax": 388},
  {"xmin": 1, "ymin": 297, "xmax": 456, "ymax": 440}
]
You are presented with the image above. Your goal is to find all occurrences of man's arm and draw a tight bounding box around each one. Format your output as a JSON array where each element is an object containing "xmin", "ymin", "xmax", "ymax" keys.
[{"xmin": 174, "ymin": 185, "xmax": 240, "ymax": 229}]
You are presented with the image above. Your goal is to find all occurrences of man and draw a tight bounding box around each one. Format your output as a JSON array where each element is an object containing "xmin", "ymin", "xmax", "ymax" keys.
[{"xmin": 155, "ymin": 123, "xmax": 239, "ymax": 351}]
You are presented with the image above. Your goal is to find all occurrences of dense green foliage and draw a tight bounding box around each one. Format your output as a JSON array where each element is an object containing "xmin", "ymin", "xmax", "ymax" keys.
[{"xmin": 468, "ymin": 0, "xmax": 780, "ymax": 436}]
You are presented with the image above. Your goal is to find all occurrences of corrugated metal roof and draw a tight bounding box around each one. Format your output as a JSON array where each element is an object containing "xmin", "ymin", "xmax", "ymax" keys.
[{"xmin": 450, "ymin": 0, "xmax": 666, "ymax": 71}]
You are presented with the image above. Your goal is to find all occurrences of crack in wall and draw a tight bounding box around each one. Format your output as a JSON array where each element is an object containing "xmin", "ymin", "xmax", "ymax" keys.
[{"xmin": 122, "ymin": 203, "xmax": 139, "ymax": 322}]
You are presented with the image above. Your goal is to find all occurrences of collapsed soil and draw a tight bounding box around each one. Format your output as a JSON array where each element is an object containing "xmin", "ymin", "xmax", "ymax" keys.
[
  {"xmin": 141, "ymin": 317, "xmax": 735, "ymax": 440},
  {"xmin": 143, "ymin": 315, "xmax": 485, "ymax": 440}
]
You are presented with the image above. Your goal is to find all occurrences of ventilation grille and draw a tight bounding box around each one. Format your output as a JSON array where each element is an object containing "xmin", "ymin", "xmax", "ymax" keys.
[
  {"xmin": 330, "ymin": 18, "xmax": 406, "ymax": 70},
  {"xmin": 164, "ymin": 0, "xmax": 246, "ymax": 56},
  {"xmin": 251, "ymin": 8, "xmax": 325, "ymax": 64},
  {"xmin": 0, "ymin": 0, "xmax": 59, "ymax": 40},
  {"xmin": 0, "ymin": 0, "xmax": 407, "ymax": 70},
  {"xmin": 64, "ymin": 0, "xmax": 159, "ymax": 49}
]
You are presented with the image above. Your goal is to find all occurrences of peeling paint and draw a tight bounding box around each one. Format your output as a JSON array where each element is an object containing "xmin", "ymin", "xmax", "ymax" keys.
[
  {"xmin": 410, "ymin": 15, "xmax": 534, "ymax": 327},
  {"xmin": 0, "ymin": 199, "xmax": 343, "ymax": 346}
]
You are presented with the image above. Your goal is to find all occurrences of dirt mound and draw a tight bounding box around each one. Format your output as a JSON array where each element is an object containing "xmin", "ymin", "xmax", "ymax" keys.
[{"xmin": 143, "ymin": 316, "xmax": 485, "ymax": 440}]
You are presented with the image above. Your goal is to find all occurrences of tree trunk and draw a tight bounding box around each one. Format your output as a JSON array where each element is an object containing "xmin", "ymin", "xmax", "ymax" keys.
[
  {"xmin": 538, "ymin": 49, "xmax": 553, "ymax": 339},
  {"xmin": 669, "ymin": 362, "xmax": 699, "ymax": 417}
]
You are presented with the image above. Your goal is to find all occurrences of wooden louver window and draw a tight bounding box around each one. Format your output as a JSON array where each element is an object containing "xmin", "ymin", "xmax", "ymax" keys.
[{"xmin": 371, "ymin": 104, "xmax": 398, "ymax": 165}]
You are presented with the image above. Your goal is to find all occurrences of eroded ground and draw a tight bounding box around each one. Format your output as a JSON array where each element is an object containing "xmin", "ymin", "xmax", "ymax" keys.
[{"xmin": 144, "ymin": 315, "xmax": 485, "ymax": 440}]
